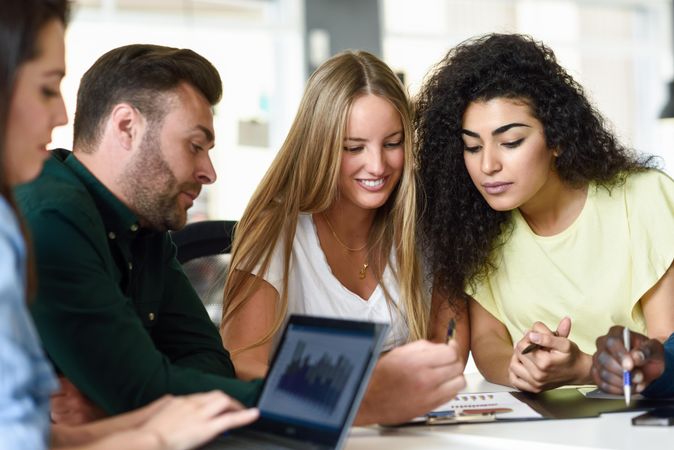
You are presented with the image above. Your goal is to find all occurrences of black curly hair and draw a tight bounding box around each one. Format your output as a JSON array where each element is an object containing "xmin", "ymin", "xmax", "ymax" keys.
[{"xmin": 416, "ymin": 33, "xmax": 652, "ymax": 306}]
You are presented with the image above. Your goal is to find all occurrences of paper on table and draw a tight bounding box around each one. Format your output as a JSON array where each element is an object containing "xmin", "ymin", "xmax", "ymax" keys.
[{"xmin": 430, "ymin": 392, "xmax": 542, "ymax": 420}]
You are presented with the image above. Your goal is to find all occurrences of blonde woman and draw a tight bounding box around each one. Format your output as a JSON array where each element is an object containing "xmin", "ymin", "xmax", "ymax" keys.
[{"xmin": 221, "ymin": 50, "xmax": 465, "ymax": 425}]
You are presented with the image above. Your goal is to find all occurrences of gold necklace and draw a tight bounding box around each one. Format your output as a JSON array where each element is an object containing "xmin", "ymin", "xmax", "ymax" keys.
[{"xmin": 322, "ymin": 213, "xmax": 369, "ymax": 279}]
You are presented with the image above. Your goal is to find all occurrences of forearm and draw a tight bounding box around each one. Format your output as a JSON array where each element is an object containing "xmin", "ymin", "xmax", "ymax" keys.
[
  {"xmin": 353, "ymin": 358, "xmax": 391, "ymax": 426},
  {"xmin": 52, "ymin": 425, "xmax": 96, "ymax": 447},
  {"xmin": 573, "ymin": 352, "xmax": 594, "ymax": 385},
  {"xmin": 353, "ymin": 395, "xmax": 376, "ymax": 426},
  {"xmin": 468, "ymin": 299, "xmax": 514, "ymax": 385},
  {"xmin": 353, "ymin": 368, "xmax": 388, "ymax": 426},
  {"xmin": 53, "ymin": 428, "xmax": 162, "ymax": 450},
  {"xmin": 51, "ymin": 399, "xmax": 163, "ymax": 447},
  {"xmin": 354, "ymin": 340, "xmax": 467, "ymax": 426},
  {"xmin": 472, "ymin": 336, "xmax": 513, "ymax": 386}
]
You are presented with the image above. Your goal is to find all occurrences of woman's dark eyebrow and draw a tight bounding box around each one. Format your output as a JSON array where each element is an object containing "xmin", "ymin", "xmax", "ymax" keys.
[
  {"xmin": 461, "ymin": 123, "xmax": 530, "ymax": 138},
  {"xmin": 492, "ymin": 123, "xmax": 530, "ymax": 135}
]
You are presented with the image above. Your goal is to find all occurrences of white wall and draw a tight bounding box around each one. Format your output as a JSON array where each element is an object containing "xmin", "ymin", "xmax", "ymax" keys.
[{"xmin": 53, "ymin": 0, "xmax": 674, "ymax": 223}]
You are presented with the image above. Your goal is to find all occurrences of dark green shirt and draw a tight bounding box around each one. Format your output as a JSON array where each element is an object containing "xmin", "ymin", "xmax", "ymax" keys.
[{"xmin": 15, "ymin": 149, "xmax": 261, "ymax": 414}]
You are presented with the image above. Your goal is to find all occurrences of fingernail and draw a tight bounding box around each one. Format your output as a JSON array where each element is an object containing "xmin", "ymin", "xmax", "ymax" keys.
[
  {"xmin": 529, "ymin": 332, "xmax": 541, "ymax": 343},
  {"xmin": 633, "ymin": 372, "xmax": 643, "ymax": 383},
  {"xmin": 633, "ymin": 350, "xmax": 645, "ymax": 363}
]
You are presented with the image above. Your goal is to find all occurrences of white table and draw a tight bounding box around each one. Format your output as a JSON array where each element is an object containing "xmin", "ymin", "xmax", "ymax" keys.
[{"xmin": 344, "ymin": 373, "xmax": 674, "ymax": 450}]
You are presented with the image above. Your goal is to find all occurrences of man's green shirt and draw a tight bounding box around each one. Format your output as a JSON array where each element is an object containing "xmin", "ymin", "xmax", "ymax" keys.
[{"xmin": 15, "ymin": 149, "xmax": 261, "ymax": 413}]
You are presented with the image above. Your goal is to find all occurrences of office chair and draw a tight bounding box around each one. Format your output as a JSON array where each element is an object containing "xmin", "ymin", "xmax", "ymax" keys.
[{"xmin": 171, "ymin": 220, "xmax": 237, "ymax": 326}]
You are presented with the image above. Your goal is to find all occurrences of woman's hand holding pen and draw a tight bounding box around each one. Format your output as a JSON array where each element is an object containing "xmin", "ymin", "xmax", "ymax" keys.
[
  {"xmin": 591, "ymin": 326, "xmax": 665, "ymax": 394},
  {"xmin": 508, "ymin": 317, "xmax": 593, "ymax": 392}
]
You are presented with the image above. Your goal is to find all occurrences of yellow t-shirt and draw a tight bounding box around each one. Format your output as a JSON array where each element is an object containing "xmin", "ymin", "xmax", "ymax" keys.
[{"xmin": 468, "ymin": 170, "xmax": 674, "ymax": 354}]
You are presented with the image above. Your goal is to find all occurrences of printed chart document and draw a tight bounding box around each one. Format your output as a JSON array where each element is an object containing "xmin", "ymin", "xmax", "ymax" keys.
[
  {"xmin": 398, "ymin": 387, "xmax": 674, "ymax": 427},
  {"xmin": 409, "ymin": 392, "xmax": 542, "ymax": 425}
]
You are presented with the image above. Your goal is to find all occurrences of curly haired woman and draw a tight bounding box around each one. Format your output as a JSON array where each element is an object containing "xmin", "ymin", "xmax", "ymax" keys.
[{"xmin": 416, "ymin": 33, "xmax": 674, "ymax": 392}]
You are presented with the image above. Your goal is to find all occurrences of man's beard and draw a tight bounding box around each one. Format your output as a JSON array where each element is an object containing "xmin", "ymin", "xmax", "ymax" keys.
[{"xmin": 120, "ymin": 130, "xmax": 199, "ymax": 231}]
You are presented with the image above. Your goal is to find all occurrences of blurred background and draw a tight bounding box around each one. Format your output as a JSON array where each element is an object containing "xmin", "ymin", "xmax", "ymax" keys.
[{"xmin": 53, "ymin": 0, "xmax": 674, "ymax": 221}]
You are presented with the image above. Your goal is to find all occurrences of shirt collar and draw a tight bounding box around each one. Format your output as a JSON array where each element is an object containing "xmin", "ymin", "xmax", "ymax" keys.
[{"xmin": 54, "ymin": 149, "xmax": 141, "ymax": 239}]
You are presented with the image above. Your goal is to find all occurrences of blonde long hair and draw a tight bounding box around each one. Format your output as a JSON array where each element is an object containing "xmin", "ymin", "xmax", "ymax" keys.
[{"xmin": 221, "ymin": 50, "xmax": 428, "ymax": 350}]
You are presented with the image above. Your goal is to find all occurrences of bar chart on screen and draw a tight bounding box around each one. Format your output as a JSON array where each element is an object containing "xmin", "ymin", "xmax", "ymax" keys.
[
  {"xmin": 277, "ymin": 340, "xmax": 354, "ymax": 413},
  {"xmin": 260, "ymin": 329, "xmax": 371, "ymax": 428}
]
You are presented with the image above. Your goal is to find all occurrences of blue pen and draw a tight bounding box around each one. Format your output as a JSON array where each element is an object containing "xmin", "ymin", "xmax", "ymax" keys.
[
  {"xmin": 446, "ymin": 318, "xmax": 456, "ymax": 344},
  {"xmin": 623, "ymin": 327, "xmax": 631, "ymax": 406}
]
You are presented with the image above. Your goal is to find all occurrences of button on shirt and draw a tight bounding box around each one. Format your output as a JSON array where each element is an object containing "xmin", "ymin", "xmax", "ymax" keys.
[
  {"xmin": 0, "ymin": 197, "xmax": 58, "ymax": 450},
  {"xmin": 15, "ymin": 149, "xmax": 261, "ymax": 414}
]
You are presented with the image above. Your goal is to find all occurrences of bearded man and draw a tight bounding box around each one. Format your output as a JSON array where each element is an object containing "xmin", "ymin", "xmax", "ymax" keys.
[{"xmin": 15, "ymin": 44, "xmax": 261, "ymax": 422}]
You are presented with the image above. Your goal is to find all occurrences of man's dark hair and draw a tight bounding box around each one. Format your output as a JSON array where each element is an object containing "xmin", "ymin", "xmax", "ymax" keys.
[{"xmin": 73, "ymin": 44, "xmax": 222, "ymax": 152}]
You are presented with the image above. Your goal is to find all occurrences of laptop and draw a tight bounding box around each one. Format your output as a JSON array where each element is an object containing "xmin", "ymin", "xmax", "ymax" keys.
[{"xmin": 203, "ymin": 315, "xmax": 389, "ymax": 450}]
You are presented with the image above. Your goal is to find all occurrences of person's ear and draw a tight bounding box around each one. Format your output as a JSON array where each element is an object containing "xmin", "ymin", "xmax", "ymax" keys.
[{"xmin": 109, "ymin": 103, "xmax": 143, "ymax": 151}]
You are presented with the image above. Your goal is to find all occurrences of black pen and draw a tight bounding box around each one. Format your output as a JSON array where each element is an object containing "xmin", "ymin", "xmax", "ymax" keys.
[
  {"xmin": 522, "ymin": 330, "xmax": 558, "ymax": 354},
  {"xmin": 446, "ymin": 318, "xmax": 456, "ymax": 344}
]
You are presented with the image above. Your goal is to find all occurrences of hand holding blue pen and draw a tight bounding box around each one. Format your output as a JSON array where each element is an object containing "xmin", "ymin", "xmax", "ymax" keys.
[
  {"xmin": 592, "ymin": 326, "xmax": 667, "ymax": 397},
  {"xmin": 623, "ymin": 327, "xmax": 631, "ymax": 405}
]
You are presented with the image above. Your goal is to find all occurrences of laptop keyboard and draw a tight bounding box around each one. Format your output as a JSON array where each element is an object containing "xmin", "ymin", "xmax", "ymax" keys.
[
  {"xmin": 217, "ymin": 436, "xmax": 298, "ymax": 449},
  {"xmin": 206, "ymin": 432, "xmax": 327, "ymax": 450}
]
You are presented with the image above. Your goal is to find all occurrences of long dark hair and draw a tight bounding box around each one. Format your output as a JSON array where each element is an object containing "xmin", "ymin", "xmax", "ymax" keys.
[
  {"xmin": 416, "ymin": 33, "xmax": 652, "ymax": 305},
  {"xmin": 0, "ymin": 0, "xmax": 70, "ymax": 294}
]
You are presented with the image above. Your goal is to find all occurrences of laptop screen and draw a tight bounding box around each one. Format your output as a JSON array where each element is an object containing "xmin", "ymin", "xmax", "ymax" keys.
[{"xmin": 250, "ymin": 316, "xmax": 385, "ymax": 446}]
